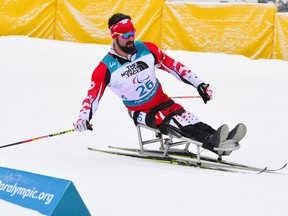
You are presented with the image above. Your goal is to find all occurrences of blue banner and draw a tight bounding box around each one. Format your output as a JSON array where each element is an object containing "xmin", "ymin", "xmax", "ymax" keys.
[{"xmin": 0, "ymin": 166, "xmax": 90, "ymax": 216}]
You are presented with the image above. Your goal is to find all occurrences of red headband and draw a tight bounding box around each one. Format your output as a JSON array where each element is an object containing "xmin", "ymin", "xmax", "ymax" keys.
[{"xmin": 110, "ymin": 19, "xmax": 135, "ymax": 39}]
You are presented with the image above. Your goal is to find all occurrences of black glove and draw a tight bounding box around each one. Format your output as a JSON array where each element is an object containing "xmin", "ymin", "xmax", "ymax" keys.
[{"xmin": 197, "ymin": 83, "xmax": 213, "ymax": 104}]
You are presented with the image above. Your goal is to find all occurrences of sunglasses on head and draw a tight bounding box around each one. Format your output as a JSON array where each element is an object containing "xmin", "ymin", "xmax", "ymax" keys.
[{"xmin": 114, "ymin": 30, "xmax": 136, "ymax": 39}]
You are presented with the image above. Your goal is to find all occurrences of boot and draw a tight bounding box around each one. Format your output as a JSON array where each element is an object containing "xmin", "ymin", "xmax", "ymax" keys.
[
  {"xmin": 222, "ymin": 123, "xmax": 247, "ymax": 156},
  {"xmin": 227, "ymin": 123, "xmax": 247, "ymax": 142},
  {"xmin": 202, "ymin": 124, "xmax": 229, "ymax": 154},
  {"xmin": 207, "ymin": 124, "xmax": 229, "ymax": 147}
]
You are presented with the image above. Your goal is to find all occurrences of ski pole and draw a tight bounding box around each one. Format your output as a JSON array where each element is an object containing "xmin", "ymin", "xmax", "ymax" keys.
[
  {"xmin": 0, "ymin": 128, "xmax": 75, "ymax": 149},
  {"xmin": 170, "ymin": 96, "xmax": 201, "ymax": 99}
]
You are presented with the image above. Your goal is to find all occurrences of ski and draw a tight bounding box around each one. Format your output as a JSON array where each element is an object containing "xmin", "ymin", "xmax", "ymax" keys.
[
  {"xmin": 107, "ymin": 146, "xmax": 287, "ymax": 173},
  {"xmin": 87, "ymin": 147, "xmax": 267, "ymax": 174}
]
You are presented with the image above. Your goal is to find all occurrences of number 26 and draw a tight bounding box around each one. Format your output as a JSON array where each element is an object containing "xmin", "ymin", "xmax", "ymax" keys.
[{"xmin": 136, "ymin": 80, "xmax": 154, "ymax": 97}]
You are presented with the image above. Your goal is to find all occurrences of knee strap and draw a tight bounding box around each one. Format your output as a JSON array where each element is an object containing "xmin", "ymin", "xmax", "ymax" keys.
[{"xmin": 159, "ymin": 109, "xmax": 185, "ymax": 134}]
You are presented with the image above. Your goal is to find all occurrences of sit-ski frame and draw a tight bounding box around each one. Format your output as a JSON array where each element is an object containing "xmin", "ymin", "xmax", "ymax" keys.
[{"xmin": 136, "ymin": 124, "xmax": 216, "ymax": 165}]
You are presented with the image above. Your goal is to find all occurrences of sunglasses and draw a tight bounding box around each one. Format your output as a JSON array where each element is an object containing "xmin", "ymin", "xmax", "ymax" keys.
[{"xmin": 114, "ymin": 30, "xmax": 136, "ymax": 39}]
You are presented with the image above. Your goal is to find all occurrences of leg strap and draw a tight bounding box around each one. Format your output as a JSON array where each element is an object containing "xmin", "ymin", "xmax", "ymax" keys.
[{"xmin": 129, "ymin": 100, "xmax": 185, "ymax": 130}]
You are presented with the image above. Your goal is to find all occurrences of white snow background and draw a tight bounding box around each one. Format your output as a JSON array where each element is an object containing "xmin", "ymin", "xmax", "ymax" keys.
[{"xmin": 0, "ymin": 36, "xmax": 287, "ymax": 216}]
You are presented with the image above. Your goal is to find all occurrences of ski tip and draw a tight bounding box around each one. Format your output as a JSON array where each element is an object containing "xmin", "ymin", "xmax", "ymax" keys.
[
  {"xmin": 263, "ymin": 163, "xmax": 287, "ymax": 173},
  {"xmin": 281, "ymin": 163, "xmax": 287, "ymax": 170},
  {"xmin": 270, "ymin": 163, "xmax": 287, "ymax": 172}
]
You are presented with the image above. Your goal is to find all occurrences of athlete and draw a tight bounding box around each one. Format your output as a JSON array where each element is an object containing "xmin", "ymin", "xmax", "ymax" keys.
[{"xmin": 74, "ymin": 13, "xmax": 246, "ymax": 155}]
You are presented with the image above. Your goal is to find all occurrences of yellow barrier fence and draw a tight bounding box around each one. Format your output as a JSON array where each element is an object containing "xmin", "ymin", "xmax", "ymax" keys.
[
  {"xmin": 0, "ymin": 1, "xmax": 287, "ymax": 61},
  {"xmin": 161, "ymin": 3, "xmax": 277, "ymax": 59},
  {"xmin": 55, "ymin": 0, "xmax": 164, "ymax": 45},
  {"xmin": 0, "ymin": 0, "xmax": 56, "ymax": 39},
  {"xmin": 273, "ymin": 13, "xmax": 288, "ymax": 60}
]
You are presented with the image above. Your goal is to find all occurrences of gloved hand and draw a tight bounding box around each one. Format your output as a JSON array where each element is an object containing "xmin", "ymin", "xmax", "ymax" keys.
[
  {"xmin": 197, "ymin": 83, "xmax": 213, "ymax": 104},
  {"xmin": 74, "ymin": 117, "xmax": 93, "ymax": 132}
]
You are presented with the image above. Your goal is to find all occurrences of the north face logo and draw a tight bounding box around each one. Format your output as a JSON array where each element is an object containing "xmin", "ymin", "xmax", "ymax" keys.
[{"xmin": 121, "ymin": 61, "xmax": 149, "ymax": 78}]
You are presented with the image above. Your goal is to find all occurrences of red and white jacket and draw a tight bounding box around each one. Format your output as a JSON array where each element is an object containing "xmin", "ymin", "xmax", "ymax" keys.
[{"xmin": 78, "ymin": 41, "xmax": 203, "ymax": 121}]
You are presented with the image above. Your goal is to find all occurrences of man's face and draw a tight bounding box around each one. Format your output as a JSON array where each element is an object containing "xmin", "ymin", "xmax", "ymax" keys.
[{"xmin": 115, "ymin": 32, "xmax": 136, "ymax": 54}]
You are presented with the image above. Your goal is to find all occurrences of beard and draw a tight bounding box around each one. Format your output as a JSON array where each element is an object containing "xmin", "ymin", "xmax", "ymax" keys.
[{"xmin": 116, "ymin": 38, "xmax": 136, "ymax": 54}]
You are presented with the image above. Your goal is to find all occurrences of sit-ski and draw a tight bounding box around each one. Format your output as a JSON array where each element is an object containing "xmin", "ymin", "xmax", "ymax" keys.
[
  {"xmin": 134, "ymin": 124, "xmax": 240, "ymax": 165},
  {"xmin": 88, "ymin": 124, "xmax": 287, "ymax": 173}
]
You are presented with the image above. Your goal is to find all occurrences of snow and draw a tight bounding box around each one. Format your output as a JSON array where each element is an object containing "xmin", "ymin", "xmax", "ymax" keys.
[{"xmin": 0, "ymin": 36, "xmax": 287, "ymax": 216}]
